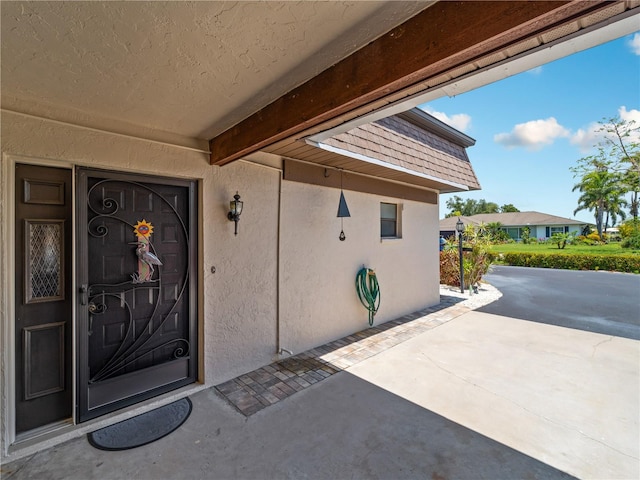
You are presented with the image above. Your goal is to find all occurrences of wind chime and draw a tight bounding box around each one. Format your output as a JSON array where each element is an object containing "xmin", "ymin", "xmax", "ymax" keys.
[{"xmin": 336, "ymin": 169, "xmax": 350, "ymax": 241}]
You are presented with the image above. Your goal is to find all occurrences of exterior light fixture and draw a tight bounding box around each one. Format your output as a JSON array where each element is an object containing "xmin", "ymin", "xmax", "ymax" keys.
[
  {"xmin": 455, "ymin": 217, "xmax": 464, "ymax": 293},
  {"xmin": 336, "ymin": 170, "xmax": 350, "ymax": 241},
  {"xmin": 227, "ymin": 191, "xmax": 243, "ymax": 236}
]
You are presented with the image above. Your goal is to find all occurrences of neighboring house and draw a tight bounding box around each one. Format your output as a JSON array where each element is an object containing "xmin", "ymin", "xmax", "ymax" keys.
[
  {"xmin": 1, "ymin": 1, "xmax": 635, "ymax": 463},
  {"xmin": 439, "ymin": 212, "xmax": 589, "ymax": 241}
]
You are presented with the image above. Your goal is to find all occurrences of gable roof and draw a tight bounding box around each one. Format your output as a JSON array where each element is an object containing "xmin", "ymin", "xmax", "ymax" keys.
[
  {"xmin": 439, "ymin": 211, "xmax": 589, "ymax": 230},
  {"xmin": 300, "ymin": 108, "xmax": 480, "ymax": 193}
]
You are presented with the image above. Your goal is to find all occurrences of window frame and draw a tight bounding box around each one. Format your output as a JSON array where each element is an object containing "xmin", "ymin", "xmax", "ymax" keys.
[{"xmin": 380, "ymin": 202, "xmax": 402, "ymax": 239}]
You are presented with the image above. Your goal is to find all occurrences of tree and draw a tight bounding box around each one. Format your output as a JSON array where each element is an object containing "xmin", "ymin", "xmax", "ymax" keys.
[
  {"xmin": 572, "ymin": 116, "xmax": 639, "ymax": 227},
  {"xmin": 444, "ymin": 196, "xmax": 463, "ymax": 217},
  {"xmin": 572, "ymin": 167, "xmax": 617, "ymax": 239},
  {"xmin": 603, "ymin": 184, "xmax": 627, "ymax": 232},
  {"xmin": 500, "ymin": 204, "xmax": 520, "ymax": 213},
  {"xmin": 485, "ymin": 222, "xmax": 509, "ymax": 242},
  {"xmin": 475, "ymin": 199, "xmax": 500, "ymax": 215},
  {"xmin": 445, "ymin": 196, "xmax": 477, "ymax": 217},
  {"xmin": 621, "ymin": 153, "xmax": 640, "ymax": 220},
  {"xmin": 550, "ymin": 232, "xmax": 575, "ymax": 249},
  {"xmin": 445, "ymin": 196, "xmax": 508, "ymax": 217},
  {"xmin": 571, "ymin": 116, "xmax": 639, "ymax": 239},
  {"xmin": 599, "ymin": 117, "xmax": 639, "ymax": 222}
]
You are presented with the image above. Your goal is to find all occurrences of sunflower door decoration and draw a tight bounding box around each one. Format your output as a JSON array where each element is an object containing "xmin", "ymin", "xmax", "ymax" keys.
[{"xmin": 131, "ymin": 219, "xmax": 162, "ymax": 283}]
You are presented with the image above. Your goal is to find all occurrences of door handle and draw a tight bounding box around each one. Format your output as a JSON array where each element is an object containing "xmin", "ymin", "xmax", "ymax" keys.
[{"xmin": 80, "ymin": 284, "xmax": 88, "ymax": 305}]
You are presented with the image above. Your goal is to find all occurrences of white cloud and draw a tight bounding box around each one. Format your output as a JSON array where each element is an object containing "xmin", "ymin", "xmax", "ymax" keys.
[
  {"xmin": 570, "ymin": 106, "xmax": 640, "ymax": 152},
  {"xmin": 527, "ymin": 66, "xmax": 543, "ymax": 75},
  {"xmin": 420, "ymin": 107, "xmax": 471, "ymax": 132},
  {"xmin": 570, "ymin": 122, "xmax": 604, "ymax": 152},
  {"xmin": 628, "ymin": 33, "xmax": 640, "ymax": 55},
  {"xmin": 619, "ymin": 106, "xmax": 640, "ymax": 124},
  {"xmin": 494, "ymin": 117, "xmax": 569, "ymax": 150}
]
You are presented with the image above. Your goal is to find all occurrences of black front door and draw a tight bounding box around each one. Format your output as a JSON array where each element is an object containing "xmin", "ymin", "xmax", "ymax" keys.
[
  {"xmin": 15, "ymin": 164, "xmax": 73, "ymax": 434},
  {"xmin": 76, "ymin": 169, "xmax": 198, "ymax": 422}
]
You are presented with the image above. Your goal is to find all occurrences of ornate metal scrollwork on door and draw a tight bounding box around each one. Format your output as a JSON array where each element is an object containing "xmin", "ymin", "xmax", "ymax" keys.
[{"xmin": 85, "ymin": 180, "xmax": 191, "ymax": 383}]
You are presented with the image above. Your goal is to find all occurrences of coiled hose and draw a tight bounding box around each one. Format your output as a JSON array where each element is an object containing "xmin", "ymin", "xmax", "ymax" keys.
[{"xmin": 355, "ymin": 268, "xmax": 380, "ymax": 326}]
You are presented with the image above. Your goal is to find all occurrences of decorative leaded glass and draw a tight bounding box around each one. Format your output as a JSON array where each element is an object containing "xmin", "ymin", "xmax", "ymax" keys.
[{"xmin": 27, "ymin": 221, "xmax": 63, "ymax": 301}]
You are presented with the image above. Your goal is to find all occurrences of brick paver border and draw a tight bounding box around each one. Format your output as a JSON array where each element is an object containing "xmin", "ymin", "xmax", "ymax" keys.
[{"xmin": 215, "ymin": 295, "xmax": 471, "ymax": 416}]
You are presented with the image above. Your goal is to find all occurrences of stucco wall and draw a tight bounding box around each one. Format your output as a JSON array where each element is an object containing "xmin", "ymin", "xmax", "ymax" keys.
[
  {"xmin": 1, "ymin": 111, "xmax": 441, "ymax": 456},
  {"xmin": 531, "ymin": 226, "xmax": 543, "ymax": 240},
  {"xmin": 279, "ymin": 181, "xmax": 439, "ymax": 353},
  {"xmin": 0, "ymin": 111, "xmax": 282, "ymax": 386}
]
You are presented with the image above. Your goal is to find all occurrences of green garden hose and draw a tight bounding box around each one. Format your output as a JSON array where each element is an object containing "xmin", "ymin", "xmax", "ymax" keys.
[{"xmin": 355, "ymin": 267, "xmax": 380, "ymax": 326}]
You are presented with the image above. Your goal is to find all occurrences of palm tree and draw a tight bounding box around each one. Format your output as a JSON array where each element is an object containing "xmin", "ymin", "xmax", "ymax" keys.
[
  {"xmin": 603, "ymin": 184, "xmax": 628, "ymax": 232},
  {"xmin": 485, "ymin": 222, "xmax": 505, "ymax": 242},
  {"xmin": 573, "ymin": 169, "xmax": 617, "ymax": 240},
  {"xmin": 571, "ymin": 116, "xmax": 639, "ymax": 223}
]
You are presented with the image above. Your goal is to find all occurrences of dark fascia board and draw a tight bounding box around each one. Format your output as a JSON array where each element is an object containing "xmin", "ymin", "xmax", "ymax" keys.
[{"xmin": 396, "ymin": 109, "xmax": 476, "ymax": 148}]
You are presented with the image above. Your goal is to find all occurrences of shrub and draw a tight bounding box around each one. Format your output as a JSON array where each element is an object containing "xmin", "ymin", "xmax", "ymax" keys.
[
  {"xmin": 501, "ymin": 252, "xmax": 640, "ymax": 273},
  {"xmin": 586, "ymin": 231, "xmax": 608, "ymax": 242},
  {"xmin": 465, "ymin": 244, "xmax": 496, "ymax": 286},
  {"xmin": 550, "ymin": 232, "xmax": 577, "ymax": 249},
  {"xmin": 621, "ymin": 233, "xmax": 640, "ymax": 250},
  {"xmin": 439, "ymin": 244, "xmax": 496, "ymax": 288},
  {"xmin": 573, "ymin": 235, "xmax": 595, "ymax": 246},
  {"xmin": 619, "ymin": 220, "xmax": 640, "ymax": 239},
  {"xmin": 440, "ymin": 250, "xmax": 461, "ymax": 286},
  {"xmin": 491, "ymin": 230, "xmax": 511, "ymax": 242}
]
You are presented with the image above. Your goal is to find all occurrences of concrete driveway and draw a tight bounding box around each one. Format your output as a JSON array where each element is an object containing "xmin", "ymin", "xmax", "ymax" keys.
[
  {"xmin": 3, "ymin": 284, "xmax": 639, "ymax": 479},
  {"xmin": 479, "ymin": 266, "xmax": 640, "ymax": 340}
]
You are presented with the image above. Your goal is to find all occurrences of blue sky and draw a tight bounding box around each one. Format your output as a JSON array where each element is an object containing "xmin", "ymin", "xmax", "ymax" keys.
[{"xmin": 421, "ymin": 33, "xmax": 640, "ymax": 224}]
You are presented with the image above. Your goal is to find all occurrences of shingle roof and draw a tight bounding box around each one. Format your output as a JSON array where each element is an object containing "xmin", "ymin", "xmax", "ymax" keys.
[
  {"xmin": 321, "ymin": 110, "xmax": 481, "ymax": 191},
  {"xmin": 439, "ymin": 211, "xmax": 589, "ymax": 230}
]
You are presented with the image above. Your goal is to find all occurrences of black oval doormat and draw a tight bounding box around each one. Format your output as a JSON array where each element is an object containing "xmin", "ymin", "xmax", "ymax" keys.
[{"xmin": 88, "ymin": 397, "xmax": 192, "ymax": 451}]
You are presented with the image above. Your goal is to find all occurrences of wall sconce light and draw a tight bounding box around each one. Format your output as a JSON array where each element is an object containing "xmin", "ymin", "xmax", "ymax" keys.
[{"xmin": 227, "ymin": 191, "xmax": 243, "ymax": 236}]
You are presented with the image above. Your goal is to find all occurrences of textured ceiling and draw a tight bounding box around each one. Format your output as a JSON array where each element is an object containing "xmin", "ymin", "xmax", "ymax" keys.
[{"xmin": 0, "ymin": 1, "xmax": 430, "ymax": 142}]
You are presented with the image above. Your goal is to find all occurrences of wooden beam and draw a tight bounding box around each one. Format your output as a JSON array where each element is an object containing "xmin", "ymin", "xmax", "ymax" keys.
[{"xmin": 210, "ymin": 1, "xmax": 608, "ymax": 166}]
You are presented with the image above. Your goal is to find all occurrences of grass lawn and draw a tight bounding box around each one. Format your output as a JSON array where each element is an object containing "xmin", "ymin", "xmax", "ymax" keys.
[{"xmin": 489, "ymin": 242, "xmax": 640, "ymax": 256}]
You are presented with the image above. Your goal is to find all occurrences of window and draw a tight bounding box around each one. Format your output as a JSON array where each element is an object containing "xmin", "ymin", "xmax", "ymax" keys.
[
  {"xmin": 549, "ymin": 226, "xmax": 565, "ymax": 236},
  {"xmin": 501, "ymin": 227, "xmax": 533, "ymax": 241},
  {"xmin": 502, "ymin": 227, "xmax": 523, "ymax": 241},
  {"xmin": 381, "ymin": 202, "xmax": 401, "ymax": 238}
]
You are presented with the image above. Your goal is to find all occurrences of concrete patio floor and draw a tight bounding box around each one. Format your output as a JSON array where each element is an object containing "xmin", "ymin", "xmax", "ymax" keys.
[
  {"xmin": 349, "ymin": 311, "xmax": 640, "ymax": 480},
  {"xmin": 2, "ymin": 293, "xmax": 638, "ymax": 479}
]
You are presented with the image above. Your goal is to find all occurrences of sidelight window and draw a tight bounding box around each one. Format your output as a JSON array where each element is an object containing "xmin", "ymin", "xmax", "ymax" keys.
[{"xmin": 25, "ymin": 220, "xmax": 64, "ymax": 302}]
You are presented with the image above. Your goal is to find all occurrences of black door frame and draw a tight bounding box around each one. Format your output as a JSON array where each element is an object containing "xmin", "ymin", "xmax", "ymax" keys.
[
  {"xmin": 76, "ymin": 168, "xmax": 198, "ymax": 422},
  {"xmin": 6, "ymin": 159, "xmax": 199, "ymax": 441}
]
